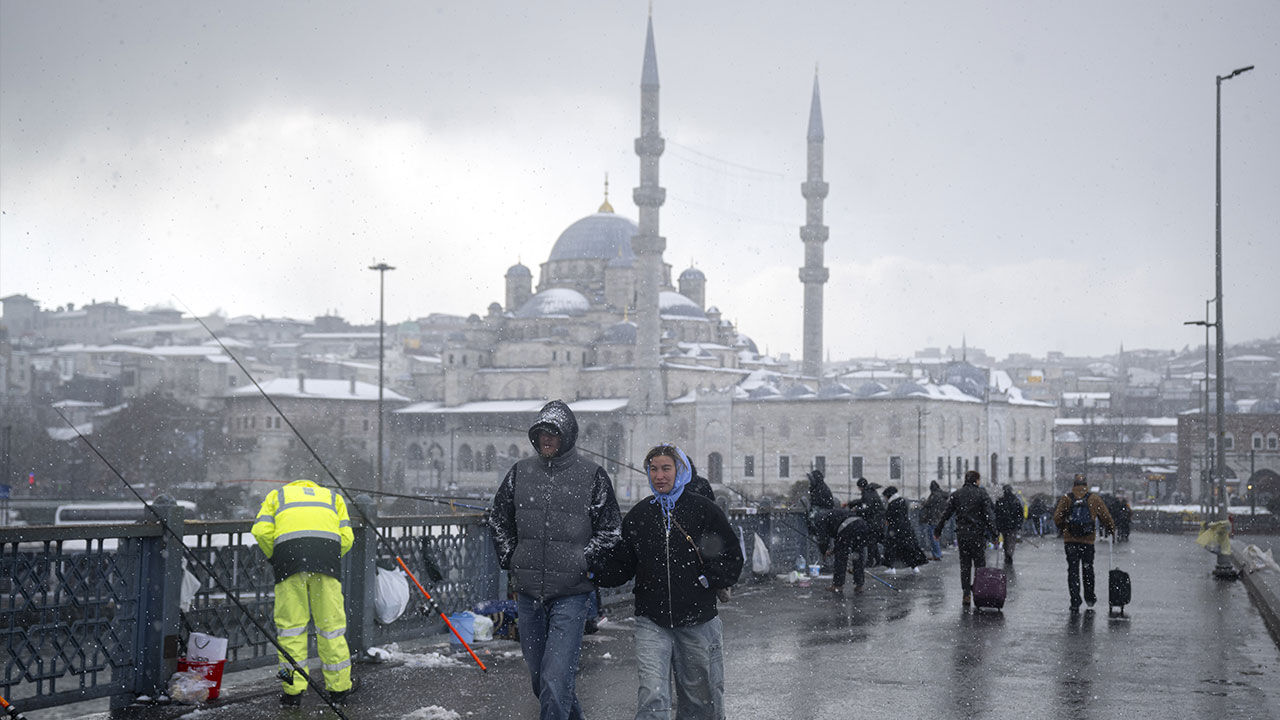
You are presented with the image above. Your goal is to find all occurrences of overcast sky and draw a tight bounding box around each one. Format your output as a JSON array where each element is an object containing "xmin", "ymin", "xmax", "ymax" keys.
[{"xmin": 2, "ymin": 1, "xmax": 1277, "ymax": 361}]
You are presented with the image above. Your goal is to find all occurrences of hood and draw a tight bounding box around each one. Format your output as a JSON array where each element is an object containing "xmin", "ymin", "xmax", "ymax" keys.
[
  {"xmin": 527, "ymin": 400, "xmax": 579, "ymax": 457},
  {"xmin": 808, "ymin": 469, "xmax": 825, "ymax": 486}
]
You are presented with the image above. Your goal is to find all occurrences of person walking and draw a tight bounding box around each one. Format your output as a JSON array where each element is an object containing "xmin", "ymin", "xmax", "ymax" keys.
[
  {"xmin": 881, "ymin": 486, "xmax": 928, "ymax": 574},
  {"xmin": 918, "ymin": 480, "xmax": 948, "ymax": 560},
  {"xmin": 603, "ymin": 444, "xmax": 743, "ymax": 720},
  {"xmin": 933, "ymin": 470, "xmax": 997, "ymax": 608},
  {"xmin": 1053, "ymin": 475, "xmax": 1116, "ymax": 613},
  {"xmin": 489, "ymin": 400, "xmax": 623, "ymax": 720},
  {"xmin": 252, "ymin": 478, "xmax": 356, "ymax": 707},
  {"xmin": 994, "ymin": 485, "xmax": 1025, "ymax": 566}
]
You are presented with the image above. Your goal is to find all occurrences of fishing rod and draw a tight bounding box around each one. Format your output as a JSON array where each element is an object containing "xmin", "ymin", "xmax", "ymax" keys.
[
  {"xmin": 52, "ymin": 408, "xmax": 351, "ymax": 719},
  {"xmin": 182, "ymin": 308, "xmax": 488, "ymax": 673},
  {"xmin": 0, "ymin": 694, "xmax": 29, "ymax": 720}
]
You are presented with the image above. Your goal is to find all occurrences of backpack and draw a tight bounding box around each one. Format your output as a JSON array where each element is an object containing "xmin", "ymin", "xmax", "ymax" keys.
[{"xmin": 1066, "ymin": 492, "xmax": 1094, "ymax": 536}]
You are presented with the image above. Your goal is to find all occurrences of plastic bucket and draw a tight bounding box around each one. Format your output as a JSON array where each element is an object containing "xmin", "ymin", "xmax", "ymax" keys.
[
  {"xmin": 809, "ymin": 564, "xmax": 821, "ymax": 577},
  {"xmin": 177, "ymin": 658, "xmax": 226, "ymax": 700},
  {"xmin": 447, "ymin": 611, "xmax": 475, "ymax": 646}
]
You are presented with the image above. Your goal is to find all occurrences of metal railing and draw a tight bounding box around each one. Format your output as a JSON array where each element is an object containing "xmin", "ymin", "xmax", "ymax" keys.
[{"xmin": 0, "ymin": 500, "xmax": 807, "ymax": 712}]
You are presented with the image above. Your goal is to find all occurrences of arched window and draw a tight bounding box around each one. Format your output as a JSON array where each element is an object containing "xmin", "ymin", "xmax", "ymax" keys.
[
  {"xmin": 707, "ymin": 452, "xmax": 723, "ymax": 484},
  {"xmin": 484, "ymin": 445, "xmax": 497, "ymax": 472},
  {"xmin": 1268, "ymin": 433, "xmax": 1279, "ymax": 450},
  {"xmin": 1009, "ymin": 419, "xmax": 1017, "ymax": 446},
  {"xmin": 458, "ymin": 444, "xmax": 474, "ymax": 472},
  {"xmin": 508, "ymin": 444, "xmax": 521, "ymax": 459},
  {"xmin": 938, "ymin": 417, "xmax": 947, "ymax": 444},
  {"xmin": 1225, "ymin": 433, "xmax": 1235, "ymax": 451},
  {"xmin": 1253, "ymin": 433, "xmax": 1264, "ymax": 451},
  {"xmin": 407, "ymin": 443, "xmax": 424, "ymax": 470}
]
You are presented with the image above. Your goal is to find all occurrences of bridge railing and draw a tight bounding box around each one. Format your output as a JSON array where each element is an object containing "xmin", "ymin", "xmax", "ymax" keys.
[{"xmin": 0, "ymin": 499, "xmax": 807, "ymax": 713}]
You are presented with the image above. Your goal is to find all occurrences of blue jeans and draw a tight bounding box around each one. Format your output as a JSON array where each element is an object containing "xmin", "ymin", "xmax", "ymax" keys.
[
  {"xmin": 919, "ymin": 521, "xmax": 942, "ymax": 559},
  {"xmin": 634, "ymin": 615, "xmax": 724, "ymax": 720},
  {"xmin": 517, "ymin": 592, "xmax": 592, "ymax": 720}
]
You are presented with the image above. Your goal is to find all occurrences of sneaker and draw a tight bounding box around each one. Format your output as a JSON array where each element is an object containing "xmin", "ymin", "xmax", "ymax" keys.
[
  {"xmin": 1086, "ymin": 599, "xmax": 1096, "ymax": 609},
  {"xmin": 886, "ymin": 567, "xmax": 897, "ymax": 576},
  {"xmin": 280, "ymin": 692, "xmax": 302, "ymax": 707},
  {"xmin": 584, "ymin": 618, "xmax": 599, "ymax": 635},
  {"xmin": 853, "ymin": 584, "xmax": 864, "ymax": 594},
  {"xmin": 911, "ymin": 566, "xmax": 920, "ymax": 574},
  {"xmin": 828, "ymin": 585, "xmax": 844, "ymax": 595}
]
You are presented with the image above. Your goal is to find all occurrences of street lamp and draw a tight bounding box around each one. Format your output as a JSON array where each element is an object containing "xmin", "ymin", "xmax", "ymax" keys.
[
  {"xmin": 369, "ymin": 261, "xmax": 395, "ymax": 496},
  {"xmin": 1211, "ymin": 64, "xmax": 1253, "ymax": 580},
  {"xmin": 1185, "ymin": 303, "xmax": 1215, "ymax": 507}
]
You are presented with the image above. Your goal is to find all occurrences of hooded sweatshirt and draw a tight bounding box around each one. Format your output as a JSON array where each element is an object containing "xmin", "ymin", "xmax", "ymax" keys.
[{"xmin": 489, "ymin": 400, "xmax": 622, "ymax": 600}]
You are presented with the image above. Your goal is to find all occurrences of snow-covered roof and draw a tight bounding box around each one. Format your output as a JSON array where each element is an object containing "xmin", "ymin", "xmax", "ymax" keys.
[
  {"xmin": 51, "ymin": 399, "xmax": 103, "ymax": 409},
  {"xmin": 230, "ymin": 378, "xmax": 408, "ymax": 402},
  {"xmin": 395, "ymin": 398, "xmax": 629, "ymax": 415},
  {"xmin": 514, "ymin": 288, "xmax": 590, "ymax": 319},
  {"xmin": 1055, "ymin": 417, "xmax": 1178, "ymax": 427},
  {"xmin": 47, "ymin": 422, "xmax": 93, "ymax": 441},
  {"xmin": 659, "ymin": 291, "xmax": 707, "ymax": 320},
  {"xmin": 299, "ymin": 332, "xmax": 380, "ymax": 340}
]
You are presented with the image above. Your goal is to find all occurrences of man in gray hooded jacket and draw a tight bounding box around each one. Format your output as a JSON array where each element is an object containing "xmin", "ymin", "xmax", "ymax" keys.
[{"xmin": 489, "ymin": 400, "xmax": 622, "ymax": 720}]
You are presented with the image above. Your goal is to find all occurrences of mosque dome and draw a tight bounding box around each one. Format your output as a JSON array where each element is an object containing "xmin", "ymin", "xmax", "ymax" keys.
[
  {"xmin": 600, "ymin": 321, "xmax": 637, "ymax": 345},
  {"xmin": 659, "ymin": 291, "xmax": 706, "ymax": 319},
  {"xmin": 678, "ymin": 266, "xmax": 705, "ymax": 281},
  {"xmin": 514, "ymin": 288, "xmax": 590, "ymax": 318},
  {"xmin": 506, "ymin": 262, "xmax": 532, "ymax": 277},
  {"xmin": 547, "ymin": 212, "xmax": 639, "ymax": 263}
]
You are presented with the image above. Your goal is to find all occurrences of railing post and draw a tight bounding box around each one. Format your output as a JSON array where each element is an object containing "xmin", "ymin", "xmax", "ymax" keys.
[
  {"xmin": 112, "ymin": 495, "xmax": 184, "ymax": 709},
  {"xmin": 345, "ymin": 493, "xmax": 377, "ymax": 657}
]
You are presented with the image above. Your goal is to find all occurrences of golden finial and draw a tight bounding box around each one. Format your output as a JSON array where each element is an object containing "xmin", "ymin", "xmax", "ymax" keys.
[{"xmin": 598, "ymin": 173, "xmax": 614, "ymax": 213}]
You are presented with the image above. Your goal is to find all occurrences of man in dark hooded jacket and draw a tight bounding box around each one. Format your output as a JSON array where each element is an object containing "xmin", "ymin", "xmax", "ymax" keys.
[
  {"xmin": 807, "ymin": 469, "xmax": 836, "ymax": 510},
  {"xmin": 812, "ymin": 507, "xmax": 872, "ymax": 594},
  {"xmin": 489, "ymin": 400, "xmax": 622, "ymax": 720},
  {"xmin": 933, "ymin": 470, "xmax": 997, "ymax": 608},
  {"xmin": 881, "ymin": 486, "xmax": 928, "ymax": 573}
]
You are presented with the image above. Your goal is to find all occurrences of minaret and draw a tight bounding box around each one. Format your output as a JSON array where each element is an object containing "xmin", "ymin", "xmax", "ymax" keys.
[
  {"xmin": 800, "ymin": 69, "xmax": 830, "ymax": 379},
  {"xmin": 629, "ymin": 14, "xmax": 667, "ymax": 415}
]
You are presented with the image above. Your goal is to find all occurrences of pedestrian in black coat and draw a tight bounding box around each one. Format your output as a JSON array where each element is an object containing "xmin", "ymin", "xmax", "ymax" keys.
[
  {"xmin": 933, "ymin": 470, "xmax": 997, "ymax": 608},
  {"xmin": 881, "ymin": 486, "xmax": 928, "ymax": 572},
  {"xmin": 994, "ymin": 485, "xmax": 1024, "ymax": 565},
  {"xmin": 808, "ymin": 469, "xmax": 836, "ymax": 510},
  {"xmin": 812, "ymin": 508, "xmax": 872, "ymax": 593},
  {"xmin": 850, "ymin": 478, "xmax": 886, "ymax": 566},
  {"xmin": 919, "ymin": 481, "xmax": 948, "ymax": 560},
  {"xmin": 686, "ymin": 461, "xmax": 716, "ymax": 502}
]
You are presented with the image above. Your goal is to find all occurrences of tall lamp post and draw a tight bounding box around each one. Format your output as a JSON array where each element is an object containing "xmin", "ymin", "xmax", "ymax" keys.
[
  {"xmin": 369, "ymin": 261, "xmax": 395, "ymax": 496},
  {"xmin": 1184, "ymin": 300, "xmax": 1214, "ymax": 507},
  {"xmin": 1211, "ymin": 64, "xmax": 1253, "ymax": 580}
]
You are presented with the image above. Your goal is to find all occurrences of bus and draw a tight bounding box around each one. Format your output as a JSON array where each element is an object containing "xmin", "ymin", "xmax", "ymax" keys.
[{"xmin": 54, "ymin": 500, "xmax": 198, "ymax": 525}]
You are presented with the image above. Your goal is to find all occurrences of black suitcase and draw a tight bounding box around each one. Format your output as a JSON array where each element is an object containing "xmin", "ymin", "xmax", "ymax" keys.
[{"xmin": 1108, "ymin": 535, "xmax": 1131, "ymax": 617}]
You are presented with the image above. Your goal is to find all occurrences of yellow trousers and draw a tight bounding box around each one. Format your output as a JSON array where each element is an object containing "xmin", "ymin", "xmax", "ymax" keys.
[{"xmin": 274, "ymin": 571, "xmax": 352, "ymax": 695}]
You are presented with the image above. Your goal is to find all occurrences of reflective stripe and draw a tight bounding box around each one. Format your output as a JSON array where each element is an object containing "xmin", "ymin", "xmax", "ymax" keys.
[
  {"xmin": 279, "ymin": 500, "xmax": 340, "ymax": 512},
  {"xmin": 278, "ymin": 626, "xmax": 308, "ymax": 637},
  {"xmin": 318, "ymin": 626, "xmax": 346, "ymax": 640},
  {"xmin": 338, "ymin": 519, "xmax": 351, "ymax": 528},
  {"xmin": 322, "ymin": 658, "xmax": 351, "ymax": 673},
  {"xmin": 254, "ymin": 515, "xmax": 275, "ymax": 525},
  {"xmin": 276, "ymin": 529, "xmax": 341, "ymax": 544}
]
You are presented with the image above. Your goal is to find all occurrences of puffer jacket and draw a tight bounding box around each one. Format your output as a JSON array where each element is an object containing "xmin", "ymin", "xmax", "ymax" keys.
[
  {"xmin": 935, "ymin": 482, "xmax": 997, "ymax": 541},
  {"xmin": 994, "ymin": 489, "xmax": 1025, "ymax": 534},
  {"xmin": 612, "ymin": 492, "xmax": 744, "ymax": 629},
  {"xmin": 489, "ymin": 400, "xmax": 622, "ymax": 600},
  {"xmin": 1052, "ymin": 486, "xmax": 1115, "ymax": 545}
]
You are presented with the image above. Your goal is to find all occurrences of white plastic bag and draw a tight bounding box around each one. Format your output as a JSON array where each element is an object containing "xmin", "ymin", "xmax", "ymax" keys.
[
  {"xmin": 186, "ymin": 632, "xmax": 227, "ymax": 662},
  {"xmin": 751, "ymin": 533, "xmax": 771, "ymax": 574},
  {"xmin": 472, "ymin": 613, "xmax": 494, "ymax": 642},
  {"xmin": 375, "ymin": 566, "xmax": 411, "ymax": 624},
  {"xmin": 180, "ymin": 565, "xmax": 200, "ymax": 612}
]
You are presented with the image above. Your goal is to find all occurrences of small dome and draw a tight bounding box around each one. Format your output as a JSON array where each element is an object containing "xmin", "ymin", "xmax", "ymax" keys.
[
  {"xmin": 679, "ymin": 266, "xmax": 705, "ymax": 281},
  {"xmin": 734, "ymin": 333, "xmax": 759, "ymax": 354},
  {"xmin": 547, "ymin": 213, "xmax": 639, "ymax": 263},
  {"xmin": 659, "ymin": 291, "xmax": 706, "ymax": 319},
  {"xmin": 854, "ymin": 381, "xmax": 888, "ymax": 398},
  {"xmin": 600, "ymin": 321, "xmax": 637, "ymax": 345},
  {"xmin": 506, "ymin": 262, "xmax": 532, "ymax": 277},
  {"xmin": 514, "ymin": 288, "xmax": 590, "ymax": 318},
  {"xmin": 817, "ymin": 382, "xmax": 854, "ymax": 398}
]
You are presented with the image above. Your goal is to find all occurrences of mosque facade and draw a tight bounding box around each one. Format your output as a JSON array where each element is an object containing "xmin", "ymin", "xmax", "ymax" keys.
[{"xmin": 388, "ymin": 17, "xmax": 1056, "ymax": 504}]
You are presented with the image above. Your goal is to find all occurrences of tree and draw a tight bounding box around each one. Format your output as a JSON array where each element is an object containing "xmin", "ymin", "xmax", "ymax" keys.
[{"xmin": 91, "ymin": 392, "xmax": 221, "ymax": 497}]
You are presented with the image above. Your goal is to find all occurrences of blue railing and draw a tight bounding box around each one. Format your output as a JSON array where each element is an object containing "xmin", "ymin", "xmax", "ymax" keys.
[{"xmin": 0, "ymin": 499, "xmax": 807, "ymax": 712}]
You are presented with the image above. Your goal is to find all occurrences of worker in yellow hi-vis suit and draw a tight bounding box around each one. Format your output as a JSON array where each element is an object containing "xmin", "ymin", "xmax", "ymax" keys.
[{"xmin": 252, "ymin": 479, "xmax": 355, "ymax": 707}]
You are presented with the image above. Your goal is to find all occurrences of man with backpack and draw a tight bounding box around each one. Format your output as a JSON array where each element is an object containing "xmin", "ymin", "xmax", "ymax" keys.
[{"xmin": 1052, "ymin": 475, "xmax": 1116, "ymax": 613}]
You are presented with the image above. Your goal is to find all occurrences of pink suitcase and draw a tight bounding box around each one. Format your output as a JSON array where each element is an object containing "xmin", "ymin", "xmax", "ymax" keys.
[{"xmin": 972, "ymin": 567, "xmax": 1007, "ymax": 610}]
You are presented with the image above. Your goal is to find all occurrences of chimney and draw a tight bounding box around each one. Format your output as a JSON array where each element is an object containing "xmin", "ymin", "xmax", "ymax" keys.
[
  {"xmin": 297, "ymin": 372, "xmax": 305, "ymax": 394},
  {"xmin": 350, "ymin": 376, "xmax": 357, "ymax": 395}
]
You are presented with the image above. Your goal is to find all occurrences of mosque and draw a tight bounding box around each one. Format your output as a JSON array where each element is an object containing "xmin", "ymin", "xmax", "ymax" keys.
[{"xmin": 390, "ymin": 17, "xmax": 1056, "ymax": 504}]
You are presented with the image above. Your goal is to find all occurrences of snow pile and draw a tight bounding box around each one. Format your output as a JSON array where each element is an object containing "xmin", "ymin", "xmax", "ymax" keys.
[
  {"xmin": 367, "ymin": 643, "xmax": 464, "ymax": 669},
  {"xmin": 403, "ymin": 706, "xmax": 462, "ymax": 720}
]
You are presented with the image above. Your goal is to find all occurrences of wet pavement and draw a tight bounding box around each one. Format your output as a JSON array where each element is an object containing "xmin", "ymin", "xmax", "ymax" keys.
[{"xmin": 28, "ymin": 532, "xmax": 1280, "ymax": 720}]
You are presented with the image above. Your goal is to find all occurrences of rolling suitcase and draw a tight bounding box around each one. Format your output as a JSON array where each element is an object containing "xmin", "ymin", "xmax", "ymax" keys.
[
  {"xmin": 1108, "ymin": 538, "xmax": 1131, "ymax": 617},
  {"xmin": 972, "ymin": 567, "xmax": 1007, "ymax": 611}
]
